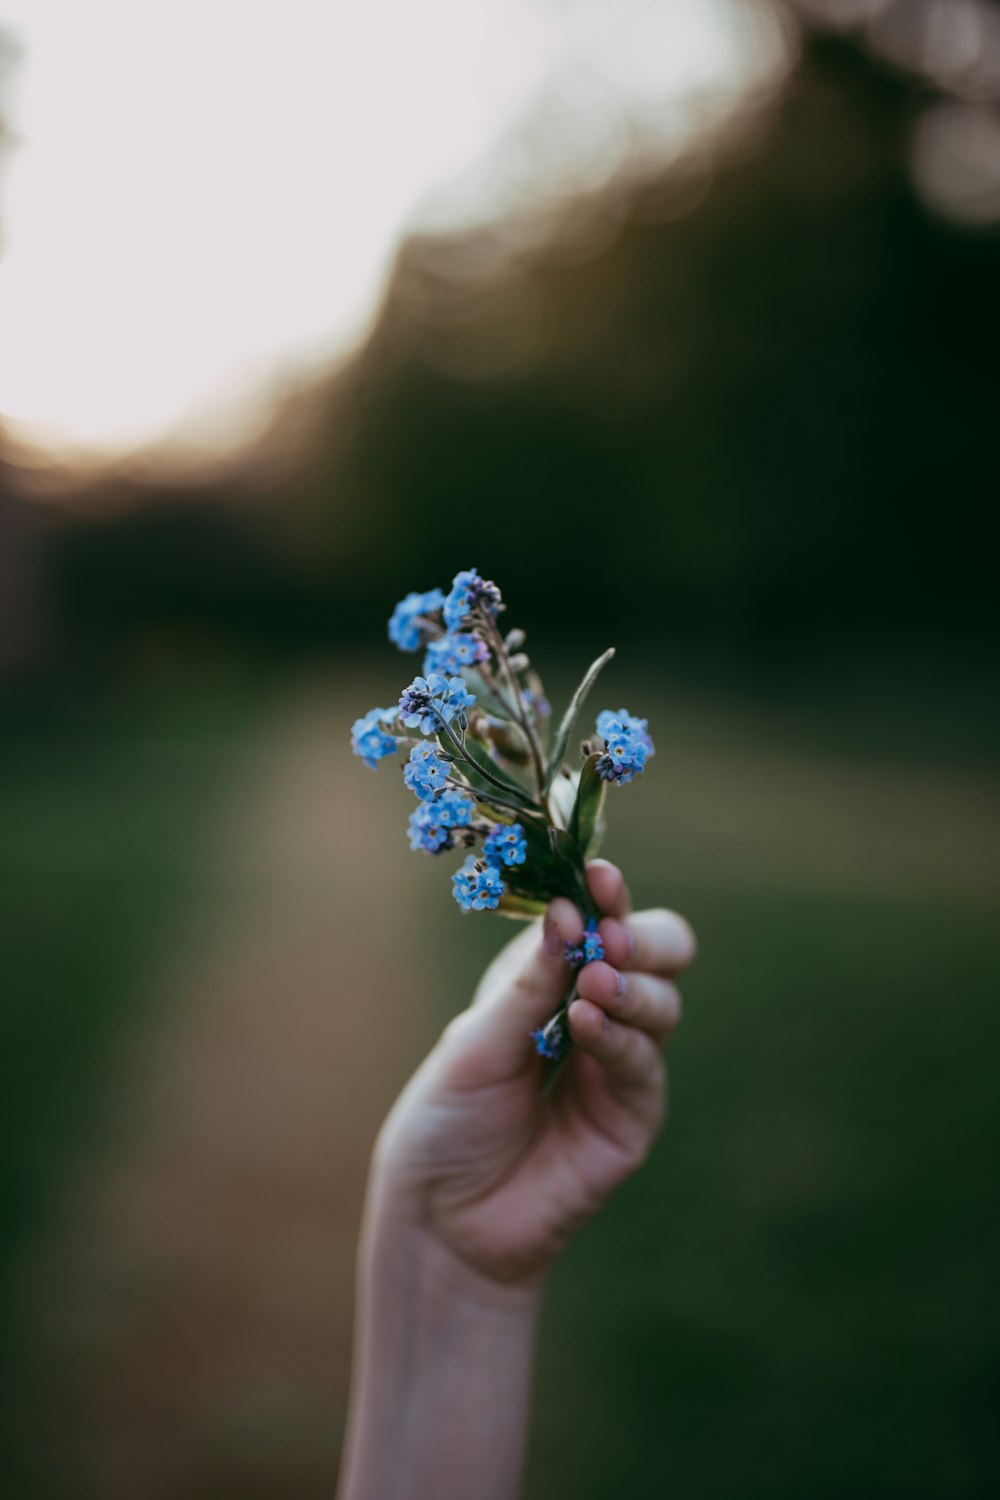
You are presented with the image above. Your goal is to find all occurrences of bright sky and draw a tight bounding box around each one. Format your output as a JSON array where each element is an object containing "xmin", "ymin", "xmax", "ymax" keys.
[{"xmin": 0, "ymin": 0, "xmax": 788, "ymax": 467}]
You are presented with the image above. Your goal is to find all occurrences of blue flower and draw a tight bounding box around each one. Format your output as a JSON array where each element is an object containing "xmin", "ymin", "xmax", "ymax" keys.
[
  {"xmin": 403, "ymin": 742, "xmax": 451, "ymax": 800},
  {"xmin": 407, "ymin": 790, "xmax": 474, "ymax": 854},
  {"xmin": 350, "ymin": 707, "xmax": 398, "ymax": 770},
  {"xmin": 452, "ymin": 857, "xmax": 505, "ymax": 911},
  {"xmin": 565, "ymin": 917, "xmax": 605, "ymax": 967},
  {"xmin": 582, "ymin": 921, "xmax": 605, "ymax": 963},
  {"xmin": 399, "ymin": 673, "xmax": 476, "ymax": 735},
  {"xmin": 398, "ymin": 676, "xmax": 441, "ymax": 735},
  {"xmin": 483, "ymin": 821, "xmax": 527, "ymax": 869},
  {"xmin": 424, "ymin": 632, "xmax": 488, "ymax": 675},
  {"xmin": 596, "ymin": 708, "xmax": 654, "ymax": 759},
  {"xmin": 531, "ymin": 1016, "xmax": 568, "ymax": 1061},
  {"xmin": 443, "ymin": 568, "xmax": 502, "ymax": 632},
  {"xmin": 595, "ymin": 712, "xmax": 649, "ymax": 785},
  {"xmin": 388, "ymin": 588, "xmax": 446, "ymax": 652},
  {"xmin": 434, "ymin": 789, "xmax": 476, "ymax": 827},
  {"xmin": 408, "ymin": 802, "xmax": 452, "ymax": 853}
]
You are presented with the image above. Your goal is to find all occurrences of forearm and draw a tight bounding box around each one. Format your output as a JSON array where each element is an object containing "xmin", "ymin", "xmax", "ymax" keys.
[{"xmin": 337, "ymin": 1181, "xmax": 543, "ymax": 1500}]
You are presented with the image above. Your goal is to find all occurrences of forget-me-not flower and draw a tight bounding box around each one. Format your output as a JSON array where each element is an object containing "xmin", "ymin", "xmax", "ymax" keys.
[
  {"xmin": 407, "ymin": 788, "xmax": 476, "ymax": 853},
  {"xmin": 398, "ymin": 673, "xmax": 476, "ymax": 735},
  {"xmin": 350, "ymin": 707, "xmax": 398, "ymax": 770},
  {"xmin": 596, "ymin": 708, "xmax": 654, "ymax": 759},
  {"xmin": 565, "ymin": 917, "xmax": 605, "ymax": 967},
  {"xmin": 443, "ymin": 569, "xmax": 502, "ymax": 632},
  {"xmin": 424, "ymin": 632, "xmax": 488, "ymax": 676},
  {"xmin": 408, "ymin": 802, "xmax": 452, "ymax": 853},
  {"xmin": 388, "ymin": 588, "xmax": 446, "ymax": 652},
  {"xmin": 434, "ymin": 789, "xmax": 476, "ymax": 827},
  {"xmin": 452, "ymin": 857, "xmax": 505, "ymax": 911},
  {"xmin": 531, "ymin": 1017, "xmax": 567, "ymax": 1060},
  {"xmin": 595, "ymin": 713, "xmax": 649, "ymax": 785},
  {"xmin": 403, "ymin": 742, "xmax": 451, "ymax": 800},
  {"xmin": 483, "ymin": 822, "xmax": 527, "ymax": 869}
]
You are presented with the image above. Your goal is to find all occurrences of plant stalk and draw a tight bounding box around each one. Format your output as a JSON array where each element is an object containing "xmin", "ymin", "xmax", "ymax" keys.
[{"xmin": 479, "ymin": 611, "xmax": 550, "ymax": 811}]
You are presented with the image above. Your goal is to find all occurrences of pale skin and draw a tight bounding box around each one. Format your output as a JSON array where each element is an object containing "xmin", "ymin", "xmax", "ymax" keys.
[{"xmin": 336, "ymin": 859, "xmax": 696, "ymax": 1500}]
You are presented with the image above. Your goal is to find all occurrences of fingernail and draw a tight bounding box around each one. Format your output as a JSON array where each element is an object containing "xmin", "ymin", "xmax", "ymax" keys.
[
  {"xmin": 615, "ymin": 970, "xmax": 628, "ymax": 999},
  {"xmin": 601, "ymin": 1008, "xmax": 612, "ymax": 1032},
  {"xmin": 543, "ymin": 915, "xmax": 561, "ymax": 956}
]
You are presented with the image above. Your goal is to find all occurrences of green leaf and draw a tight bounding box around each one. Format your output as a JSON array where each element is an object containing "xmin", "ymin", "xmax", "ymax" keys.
[
  {"xmin": 518, "ymin": 815, "xmax": 566, "ymax": 875},
  {"xmin": 547, "ymin": 825, "xmax": 590, "ymax": 909},
  {"xmin": 496, "ymin": 893, "xmax": 548, "ymax": 921},
  {"xmin": 495, "ymin": 817, "xmax": 573, "ymax": 904},
  {"xmin": 569, "ymin": 752, "xmax": 608, "ymax": 858},
  {"xmin": 545, "ymin": 647, "xmax": 615, "ymax": 791},
  {"xmin": 461, "ymin": 669, "xmax": 515, "ymax": 721},
  {"xmin": 487, "ymin": 812, "xmax": 592, "ymax": 910}
]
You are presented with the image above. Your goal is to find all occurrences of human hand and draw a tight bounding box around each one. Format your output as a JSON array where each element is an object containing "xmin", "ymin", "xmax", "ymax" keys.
[{"xmin": 370, "ymin": 859, "xmax": 696, "ymax": 1289}]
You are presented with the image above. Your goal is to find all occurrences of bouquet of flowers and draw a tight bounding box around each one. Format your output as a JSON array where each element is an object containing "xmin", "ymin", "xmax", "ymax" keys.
[{"xmin": 350, "ymin": 568, "xmax": 654, "ymax": 1063}]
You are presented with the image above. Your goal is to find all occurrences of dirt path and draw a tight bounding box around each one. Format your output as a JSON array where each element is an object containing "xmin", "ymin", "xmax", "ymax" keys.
[{"xmin": 36, "ymin": 685, "xmax": 430, "ymax": 1500}]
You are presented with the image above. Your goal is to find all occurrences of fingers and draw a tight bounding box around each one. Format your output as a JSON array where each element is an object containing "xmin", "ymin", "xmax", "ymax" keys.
[
  {"xmin": 577, "ymin": 961, "xmax": 681, "ymax": 1044},
  {"xmin": 567, "ymin": 999, "xmax": 665, "ymax": 1112},
  {"xmin": 585, "ymin": 859, "xmax": 632, "ymax": 920},
  {"xmin": 595, "ymin": 916, "xmax": 633, "ymax": 971},
  {"xmin": 457, "ymin": 898, "xmax": 584, "ymax": 1076},
  {"xmin": 623, "ymin": 908, "xmax": 697, "ymax": 977},
  {"xmin": 448, "ymin": 857, "xmax": 694, "ymax": 1087},
  {"xmin": 585, "ymin": 864, "xmax": 695, "ymax": 978}
]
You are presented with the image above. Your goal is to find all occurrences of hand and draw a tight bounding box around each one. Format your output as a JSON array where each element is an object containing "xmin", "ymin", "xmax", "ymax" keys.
[{"xmin": 371, "ymin": 860, "xmax": 696, "ymax": 1288}]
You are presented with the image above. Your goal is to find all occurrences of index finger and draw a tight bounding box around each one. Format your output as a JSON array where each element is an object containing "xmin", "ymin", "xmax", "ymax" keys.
[{"xmin": 585, "ymin": 859, "xmax": 632, "ymax": 920}]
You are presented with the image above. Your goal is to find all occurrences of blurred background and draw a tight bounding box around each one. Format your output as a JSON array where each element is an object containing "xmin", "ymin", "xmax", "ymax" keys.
[{"xmin": 1, "ymin": 0, "xmax": 998, "ymax": 1495}]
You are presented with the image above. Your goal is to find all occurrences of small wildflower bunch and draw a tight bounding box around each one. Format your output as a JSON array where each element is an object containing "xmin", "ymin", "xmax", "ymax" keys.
[{"xmin": 350, "ymin": 568, "xmax": 655, "ymax": 1064}]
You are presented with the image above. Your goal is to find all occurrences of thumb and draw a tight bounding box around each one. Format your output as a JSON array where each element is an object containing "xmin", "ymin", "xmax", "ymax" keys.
[{"xmin": 460, "ymin": 898, "xmax": 584, "ymax": 1073}]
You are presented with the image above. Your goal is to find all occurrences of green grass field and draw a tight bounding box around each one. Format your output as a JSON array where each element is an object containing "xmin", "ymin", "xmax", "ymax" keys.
[
  {"xmin": 0, "ymin": 681, "xmax": 273, "ymax": 1493},
  {"xmin": 435, "ymin": 671, "xmax": 1000, "ymax": 1500},
  {"xmin": 2, "ymin": 665, "xmax": 997, "ymax": 1497}
]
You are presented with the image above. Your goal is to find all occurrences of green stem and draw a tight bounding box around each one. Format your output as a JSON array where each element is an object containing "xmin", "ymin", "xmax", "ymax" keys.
[
  {"xmin": 444, "ymin": 777, "xmax": 542, "ymax": 823},
  {"xmin": 434, "ymin": 711, "xmax": 537, "ymax": 807},
  {"xmin": 537, "ymin": 977, "xmax": 580, "ymax": 1095},
  {"xmin": 480, "ymin": 612, "xmax": 550, "ymax": 812}
]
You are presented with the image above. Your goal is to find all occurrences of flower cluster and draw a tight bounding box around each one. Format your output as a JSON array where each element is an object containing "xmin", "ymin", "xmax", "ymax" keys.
[
  {"xmin": 484, "ymin": 822, "xmax": 527, "ymax": 869},
  {"xmin": 595, "ymin": 709, "xmax": 654, "ymax": 785},
  {"xmin": 565, "ymin": 917, "xmax": 605, "ymax": 968},
  {"xmin": 350, "ymin": 568, "xmax": 655, "ymax": 1063},
  {"xmin": 398, "ymin": 674, "xmax": 475, "ymax": 735},
  {"xmin": 388, "ymin": 588, "xmax": 446, "ymax": 652},
  {"xmin": 531, "ymin": 1015, "xmax": 567, "ymax": 1061},
  {"xmin": 403, "ymin": 742, "xmax": 450, "ymax": 800},
  {"xmin": 408, "ymin": 790, "xmax": 475, "ymax": 854},
  {"xmin": 444, "ymin": 568, "xmax": 502, "ymax": 631},
  {"xmin": 425, "ymin": 633, "xmax": 488, "ymax": 676},
  {"xmin": 452, "ymin": 858, "xmax": 505, "ymax": 911},
  {"xmin": 350, "ymin": 707, "xmax": 397, "ymax": 770}
]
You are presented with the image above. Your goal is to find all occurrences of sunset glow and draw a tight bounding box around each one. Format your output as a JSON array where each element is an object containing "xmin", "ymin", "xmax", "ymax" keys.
[{"xmin": 0, "ymin": 0, "xmax": 787, "ymax": 465}]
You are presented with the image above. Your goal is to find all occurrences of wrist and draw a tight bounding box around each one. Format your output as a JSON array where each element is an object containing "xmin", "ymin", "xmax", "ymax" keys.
[
  {"xmin": 361, "ymin": 1161, "xmax": 547, "ymax": 1314},
  {"xmin": 338, "ymin": 1173, "xmax": 543, "ymax": 1500}
]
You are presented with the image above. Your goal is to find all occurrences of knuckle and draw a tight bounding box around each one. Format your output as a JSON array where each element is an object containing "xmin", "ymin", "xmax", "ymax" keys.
[
  {"xmin": 644, "ymin": 1032, "xmax": 666, "ymax": 1077},
  {"xmin": 617, "ymin": 980, "xmax": 640, "ymax": 1021},
  {"xmin": 440, "ymin": 1008, "xmax": 476, "ymax": 1051},
  {"xmin": 620, "ymin": 1024, "xmax": 648, "ymax": 1067}
]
